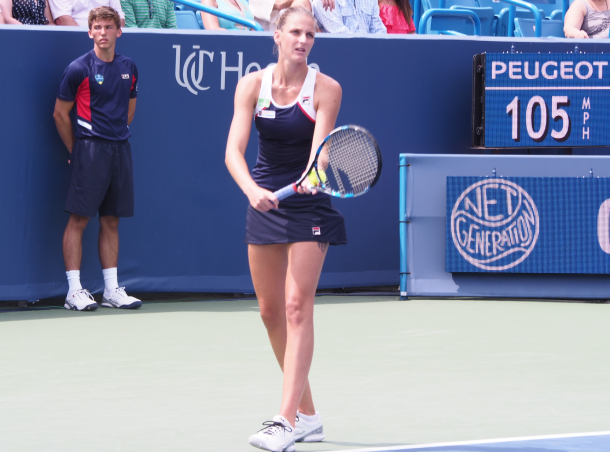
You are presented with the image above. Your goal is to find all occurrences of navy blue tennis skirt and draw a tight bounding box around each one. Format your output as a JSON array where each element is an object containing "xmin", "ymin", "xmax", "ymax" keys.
[{"xmin": 245, "ymin": 196, "xmax": 347, "ymax": 245}]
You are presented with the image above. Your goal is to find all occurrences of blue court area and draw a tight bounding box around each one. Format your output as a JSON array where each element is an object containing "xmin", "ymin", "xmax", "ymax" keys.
[{"xmin": 331, "ymin": 432, "xmax": 610, "ymax": 452}]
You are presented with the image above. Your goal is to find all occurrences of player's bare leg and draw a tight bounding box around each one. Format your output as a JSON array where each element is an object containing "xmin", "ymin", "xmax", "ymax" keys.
[
  {"xmin": 63, "ymin": 213, "xmax": 90, "ymax": 270},
  {"xmin": 248, "ymin": 244, "xmax": 318, "ymax": 419},
  {"xmin": 281, "ymin": 241, "xmax": 327, "ymax": 426},
  {"xmin": 98, "ymin": 215, "xmax": 141, "ymax": 309},
  {"xmin": 99, "ymin": 215, "xmax": 119, "ymax": 269},
  {"xmin": 63, "ymin": 213, "xmax": 97, "ymax": 311}
]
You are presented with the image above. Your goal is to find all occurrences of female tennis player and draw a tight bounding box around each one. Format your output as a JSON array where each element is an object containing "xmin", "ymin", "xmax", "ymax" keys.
[{"xmin": 225, "ymin": 7, "xmax": 345, "ymax": 452}]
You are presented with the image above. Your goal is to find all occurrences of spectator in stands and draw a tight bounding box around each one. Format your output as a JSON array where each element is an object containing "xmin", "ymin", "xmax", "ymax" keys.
[
  {"xmin": 378, "ymin": 0, "xmax": 415, "ymax": 33},
  {"xmin": 0, "ymin": 0, "xmax": 55, "ymax": 24},
  {"xmin": 199, "ymin": 0, "xmax": 254, "ymax": 30},
  {"xmin": 564, "ymin": 0, "xmax": 610, "ymax": 38},
  {"xmin": 49, "ymin": 0, "xmax": 125, "ymax": 26},
  {"xmin": 121, "ymin": 0, "xmax": 176, "ymax": 27},
  {"xmin": 0, "ymin": 6, "xmax": 3, "ymax": 22},
  {"xmin": 250, "ymin": 0, "xmax": 334, "ymax": 31},
  {"xmin": 312, "ymin": 0, "xmax": 386, "ymax": 33}
]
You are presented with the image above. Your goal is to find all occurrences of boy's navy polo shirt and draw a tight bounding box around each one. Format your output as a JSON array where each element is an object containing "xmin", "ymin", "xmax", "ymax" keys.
[{"xmin": 58, "ymin": 50, "xmax": 138, "ymax": 141}]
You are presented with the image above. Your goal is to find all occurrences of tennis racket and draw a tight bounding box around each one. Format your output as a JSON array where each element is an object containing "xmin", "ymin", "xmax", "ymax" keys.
[{"xmin": 273, "ymin": 125, "xmax": 382, "ymax": 201}]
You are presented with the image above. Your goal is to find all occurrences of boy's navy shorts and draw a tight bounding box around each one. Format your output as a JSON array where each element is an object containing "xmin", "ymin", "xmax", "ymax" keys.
[{"xmin": 65, "ymin": 137, "xmax": 134, "ymax": 218}]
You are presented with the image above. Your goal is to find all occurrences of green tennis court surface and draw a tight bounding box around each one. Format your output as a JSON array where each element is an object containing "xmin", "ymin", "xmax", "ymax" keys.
[{"xmin": 1, "ymin": 296, "xmax": 610, "ymax": 452}]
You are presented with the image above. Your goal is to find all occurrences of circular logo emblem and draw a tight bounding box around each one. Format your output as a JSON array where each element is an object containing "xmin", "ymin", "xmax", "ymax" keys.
[{"xmin": 450, "ymin": 179, "xmax": 539, "ymax": 271}]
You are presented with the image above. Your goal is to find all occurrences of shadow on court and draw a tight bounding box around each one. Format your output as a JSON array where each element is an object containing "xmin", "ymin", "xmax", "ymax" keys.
[{"xmin": 0, "ymin": 294, "xmax": 401, "ymax": 322}]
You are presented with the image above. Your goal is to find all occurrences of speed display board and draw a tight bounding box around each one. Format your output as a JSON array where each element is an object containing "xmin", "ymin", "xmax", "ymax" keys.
[{"xmin": 472, "ymin": 53, "xmax": 610, "ymax": 148}]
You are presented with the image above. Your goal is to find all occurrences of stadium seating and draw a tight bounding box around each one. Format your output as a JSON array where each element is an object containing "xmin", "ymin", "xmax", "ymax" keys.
[
  {"xmin": 419, "ymin": 8, "xmax": 483, "ymax": 34},
  {"xmin": 175, "ymin": 3, "xmax": 205, "ymax": 28},
  {"xmin": 514, "ymin": 17, "xmax": 565, "ymax": 36},
  {"xmin": 415, "ymin": 0, "xmax": 567, "ymax": 37},
  {"xmin": 175, "ymin": 10, "xmax": 201, "ymax": 29},
  {"xmin": 495, "ymin": 7, "xmax": 546, "ymax": 36},
  {"xmin": 450, "ymin": 5, "xmax": 496, "ymax": 36}
]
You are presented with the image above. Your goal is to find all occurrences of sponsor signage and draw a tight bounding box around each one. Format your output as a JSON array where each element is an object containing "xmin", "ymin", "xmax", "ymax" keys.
[
  {"xmin": 172, "ymin": 45, "xmax": 320, "ymax": 95},
  {"xmin": 472, "ymin": 53, "xmax": 610, "ymax": 148},
  {"xmin": 446, "ymin": 176, "xmax": 610, "ymax": 273}
]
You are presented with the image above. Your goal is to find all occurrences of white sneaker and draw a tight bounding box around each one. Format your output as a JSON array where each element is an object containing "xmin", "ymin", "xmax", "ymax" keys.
[
  {"xmin": 248, "ymin": 415, "xmax": 295, "ymax": 452},
  {"xmin": 101, "ymin": 287, "xmax": 142, "ymax": 309},
  {"xmin": 295, "ymin": 411, "xmax": 325, "ymax": 442},
  {"xmin": 64, "ymin": 289, "xmax": 98, "ymax": 311}
]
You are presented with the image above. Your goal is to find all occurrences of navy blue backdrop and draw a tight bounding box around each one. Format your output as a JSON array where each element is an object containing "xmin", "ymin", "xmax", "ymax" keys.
[{"xmin": 1, "ymin": 26, "xmax": 610, "ymax": 300}]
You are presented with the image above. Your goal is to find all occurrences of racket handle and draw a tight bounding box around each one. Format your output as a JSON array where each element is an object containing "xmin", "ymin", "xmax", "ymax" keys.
[{"xmin": 274, "ymin": 183, "xmax": 298, "ymax": 201}]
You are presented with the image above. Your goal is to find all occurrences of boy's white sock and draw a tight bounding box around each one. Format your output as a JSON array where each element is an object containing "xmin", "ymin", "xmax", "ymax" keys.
[
  {"xmin": 102, "ymin": 267, "xmax": 118, "ymax": 297},
  {"xmin": 66, "ymin": 270, "xmax": 82, "ymax": 294}
]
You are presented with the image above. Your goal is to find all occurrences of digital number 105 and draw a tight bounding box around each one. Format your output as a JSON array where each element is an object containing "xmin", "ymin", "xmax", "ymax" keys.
[{"xmin": 506, "ymin": 96, "xmax": 570, "ymax": 142}]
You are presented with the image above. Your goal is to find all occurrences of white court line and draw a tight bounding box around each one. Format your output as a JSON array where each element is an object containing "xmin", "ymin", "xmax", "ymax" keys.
[
  {"xmin": 326, "ymin": 430, "xmax": 610, "ymax": 452},
  {"xmin": 485, "ymin": 86, "xmax": 610, "ymax": 90}
]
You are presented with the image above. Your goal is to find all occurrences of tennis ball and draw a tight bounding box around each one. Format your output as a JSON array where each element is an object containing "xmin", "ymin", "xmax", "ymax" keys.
[
  {"xmin": 317, "ymin": 169, "xmax": 328, "ymax": 185},
  {"xmin": 308, "ymin": 169, "xmax": 328, "ymax": 187},
  {"xmin": 308, "ymin": 171, "xmax": 320, "ymax": 187}
]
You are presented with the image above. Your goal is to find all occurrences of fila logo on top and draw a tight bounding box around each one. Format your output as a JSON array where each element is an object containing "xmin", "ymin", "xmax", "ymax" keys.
[
  {"xmin": 173, "ymin": 45, "xmax": 320, "ymax": 95},
  {"xmin": 450, "ymin": 179, "xmax": 540, "ymax": 271}
]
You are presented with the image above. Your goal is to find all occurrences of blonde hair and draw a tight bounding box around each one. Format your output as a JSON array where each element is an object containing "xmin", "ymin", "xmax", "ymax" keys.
[
  {"xmin": 274, "ymin": 7, "xmax": 317, "ymax": 55},
  {"xmin": 275, "ymin": 6, "xmax": 317, "ymax": 31},
  {"xmin": 88, "ymin": 6, "xmax": 121, "ymax": 30}
]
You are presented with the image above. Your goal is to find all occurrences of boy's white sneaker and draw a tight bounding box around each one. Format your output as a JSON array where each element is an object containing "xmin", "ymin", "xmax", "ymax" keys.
[
  {"xmin": 295, "ymin": 411, "xmax": 325, "ymax": 442},
  {"xmin": 248, "ymin": 415, "xmax": 295, "ymax": 452},
  {"xmin": 101, "ymin": 287, "xmax": 142, "ymax": 309},
  {"xmin": 64, "ymin": 289, "xmax": 98, "ymax": 311}
]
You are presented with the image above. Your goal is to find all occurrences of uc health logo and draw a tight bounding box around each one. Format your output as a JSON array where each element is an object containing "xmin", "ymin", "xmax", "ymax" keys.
[
  {"xmin": 172, "ymin": 45, "xmax": 320, "ymax": 95},
  {"xmin": 450, "ymin": 179, "xmax": 539, "ymax": 271}
]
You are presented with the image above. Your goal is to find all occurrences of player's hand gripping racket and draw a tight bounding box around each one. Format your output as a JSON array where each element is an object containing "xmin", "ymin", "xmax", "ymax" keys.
[{"xmin": 273, "ymin": 125, "xmax": 382, "ymax": 201}]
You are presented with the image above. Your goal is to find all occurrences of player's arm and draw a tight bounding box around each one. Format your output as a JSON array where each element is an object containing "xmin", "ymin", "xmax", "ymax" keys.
[
  {"xmin": 297, "ymin": 73, "xmax": 341, "ymax": 195},
  {"xmin": 128, "ymin": 98, "xmax": 136, "ymax": 125},
  {"xmin": 128, "ymin": 65, "xmax": 138, "ymax": 124},
  {"xmin": 53, "ymin": 99, "xmax": 75, "ymax": 153},
  {"xmin": 311, "ymin": 74, "xmax": 341, "ymax": 161},
  {"xmin": 564, "ymin": 2, "xmax": 588, "ymax": 38},
  {"xmin": 225, "ymin": 73, "xmax": 279, "ymax": 212},
  {"xmin": 298, "ymin": 74, "xmax": 341, "ymax": 195}
]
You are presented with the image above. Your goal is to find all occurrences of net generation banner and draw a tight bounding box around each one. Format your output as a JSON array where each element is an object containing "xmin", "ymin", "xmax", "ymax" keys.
[{"xmin": 446, "ymin": 176, "xmax": 610, "ymax": 273}]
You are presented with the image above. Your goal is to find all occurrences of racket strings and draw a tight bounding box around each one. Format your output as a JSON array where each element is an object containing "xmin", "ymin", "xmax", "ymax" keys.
[{"xmin": 326, "ymin": 129, "xmax": 379, "ymax": 196}]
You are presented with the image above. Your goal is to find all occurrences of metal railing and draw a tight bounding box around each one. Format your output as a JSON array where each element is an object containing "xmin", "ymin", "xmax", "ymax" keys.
[
  {"xmin": 502, "ymin": 0, "xmax": 542, "ymax": 37},
  {"xmin": 172, "ymin": 0, "xmax": 264, "ymax": 31}
]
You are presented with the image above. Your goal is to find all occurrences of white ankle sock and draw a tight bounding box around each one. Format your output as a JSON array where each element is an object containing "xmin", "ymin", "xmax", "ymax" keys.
[
  {"xmin": 297, "ymin": 412, "xmax": 318, "ymax": 421},
  {"xmin": 66, "ymin": 270, "xmax": 82, "ymax": 293},
  {"xmin": 102, "ymin": 267, "xmax": 118, "ymax": 296}
]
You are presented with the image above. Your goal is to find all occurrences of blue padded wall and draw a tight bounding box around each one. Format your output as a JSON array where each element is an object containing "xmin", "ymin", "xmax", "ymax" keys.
[{"xmin": 0, "ymin": 26, "xmax": 608, "ymax": 299}]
